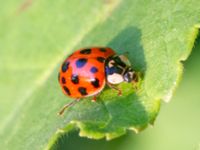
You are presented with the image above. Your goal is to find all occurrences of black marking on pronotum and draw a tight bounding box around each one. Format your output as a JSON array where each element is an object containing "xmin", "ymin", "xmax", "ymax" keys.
[
  {"xmin": 80, "ymin": 49, "xmax": 91, "ymax": 54},
  {"xmin": 96, "ymin": 57, "xmax": 105, "ymax": 63},
  {"xmin": 99, "ymin": 48, "xmax": 107, "ymax": 52},
  {"xmin": 71, "ymin": 74, "xmax": 79, "ymax": 84},
  {"xmin": 106, "ymin": 66, "xmax": 123, "ymax": 75},
  {"xmin": 90, "ymin": 67, "xmax": 98, "ymax": 73},
  {"xmin": 61, "ymin": 77, "xmax": 66, "ymax": 84},
  {"xmin": 63, "ymin": 86, "xmax": 71, "ymax": 95},
  {"xmin": 115, "ymin": 66, "xmax": 124, "ymax": 74},
  {"xmin": 114, "ymin": 56, "xmax": 126, "ymax": 68},
  {"xmin": 91, "ymin": 78, "xmax": 100, "ymax": 88},
  {"xmin": 62, "ymin": 61, "xmax": 70, "ymax": 72},
  {"xmin": 76, "ymin": 58, "xmax": 87, "ymax": 68},
  {"xmin": 78, "ymin": 87, "xmax": 88, "ymax": 96}
]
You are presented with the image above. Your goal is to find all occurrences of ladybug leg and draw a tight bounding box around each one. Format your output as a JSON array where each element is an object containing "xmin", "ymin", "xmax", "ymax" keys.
[
  {"xmin": 107, "ymin": 83, "xmax": 122, "ymax": 96},
  {"xmin": 92, "ymin": 95, "xmax": 98, "ymax": 102},
  {"xmin": 58, "ymin": 99, "xmax": 80, "ymax": 116}
]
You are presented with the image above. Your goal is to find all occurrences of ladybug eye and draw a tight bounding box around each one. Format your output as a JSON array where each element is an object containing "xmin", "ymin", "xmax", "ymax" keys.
[
  {"xmin": 124, "ymin": 72, "xmax": 132, "ymax": 82},
  {"xmin": 123, "ymin": 67, "xmax": 134, "ymax": 82}
]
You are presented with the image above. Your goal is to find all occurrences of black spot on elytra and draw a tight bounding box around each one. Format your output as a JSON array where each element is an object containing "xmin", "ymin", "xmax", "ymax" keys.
[
  {"xmin": 80, "ymin": 49, "xmax": 91, "ymax": 54},
  {"xmin": 76, "ymin": 58, "xmax": 87, "ymax": 68},
  {"xmin": 90, "ymin": 67, "xmax": 98, "ymax": 73},
  {"xmin": 99, "ymin": 48, "xmax": 107, "ymax": 52},
  {"xmin": 61, "ymin": 77, "xmax": 66, "ymax": 84},
  {"xmin": 91, "ymin": 78, "xmax": 100, "ymax": 88},
  {"xmin": 62, "ymin": 61, "xmax": 70, "ymax": 72},
  {"xmin": 71, "ymin": 74, "xmax": 79, "ymax": 84},
  {"xmin": 96, "ymin": 57, "xmax": 105, "ymax": 63},
  {"xmin": 78, "ymin": 87, "xmax": 88, "ymax": 96},
  {"xmin": 63, "ymin": 86, "xmax": 71, "ymax": 95}
]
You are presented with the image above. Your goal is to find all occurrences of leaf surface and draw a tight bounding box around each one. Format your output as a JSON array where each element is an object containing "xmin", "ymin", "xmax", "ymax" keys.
[{"xmin": 0, "ymin": 0, "xmax": 200, "ymax": 149}]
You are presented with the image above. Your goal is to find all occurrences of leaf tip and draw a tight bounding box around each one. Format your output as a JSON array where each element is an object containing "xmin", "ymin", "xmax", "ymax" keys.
[{"xmin": 163, "ymin": 90, "xmax": 173, "ymax": 103}]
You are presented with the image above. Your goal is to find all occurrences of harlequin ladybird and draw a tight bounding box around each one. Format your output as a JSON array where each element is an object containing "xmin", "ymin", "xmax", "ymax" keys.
[{"xmin": 58, "ymin": 47, "xmax": 137, "ymax": 115}]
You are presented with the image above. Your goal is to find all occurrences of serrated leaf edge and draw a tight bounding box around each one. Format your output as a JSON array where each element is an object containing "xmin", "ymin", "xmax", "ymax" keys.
[{"xmin": 45, "ymin": 25, "xmax": 200, "ymax": 150}]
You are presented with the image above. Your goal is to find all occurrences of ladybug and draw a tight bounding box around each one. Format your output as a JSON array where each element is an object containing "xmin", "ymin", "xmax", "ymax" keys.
[{"xmin": 58, "ymin": 47, "xmax": 137, "ymax": 115}]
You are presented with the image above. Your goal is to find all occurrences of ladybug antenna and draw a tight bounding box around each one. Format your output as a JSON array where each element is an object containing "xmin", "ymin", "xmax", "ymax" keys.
[
  {"xmin": 58, "ymin": 99, "xmax": 80, "ymax": 116},
  {"xmin": 122, "ymin": 51, "xmax": 129, "ymax": 57}
]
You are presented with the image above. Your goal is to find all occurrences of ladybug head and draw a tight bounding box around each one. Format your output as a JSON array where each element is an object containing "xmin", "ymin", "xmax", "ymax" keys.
[{"xmin": 105, "ymin": 55, "xmax": 136, "ymax": 84}]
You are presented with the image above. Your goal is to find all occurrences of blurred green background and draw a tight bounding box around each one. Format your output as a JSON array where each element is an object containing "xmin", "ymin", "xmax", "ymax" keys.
[
  {"xmin": 51, "ymin": 37, "xmax": 200, "ymax": 150},
  {"xmin": 1, "ymin": 0, "xmax": 200, "ymax": 149}
]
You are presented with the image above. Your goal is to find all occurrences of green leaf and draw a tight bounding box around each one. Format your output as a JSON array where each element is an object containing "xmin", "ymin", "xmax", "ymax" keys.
[
  {"xmin": 46, "ymin": 35, "xmax": 200, "ymax": 150},
  {"xmin": 0, "ymin": 0, "xmax": 200, "ymax": 149}
]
